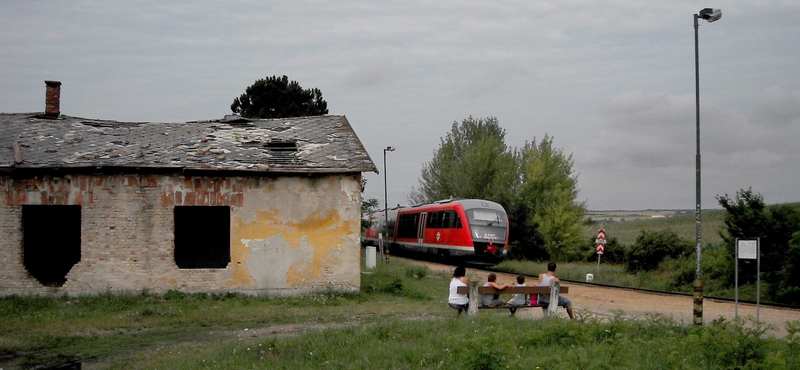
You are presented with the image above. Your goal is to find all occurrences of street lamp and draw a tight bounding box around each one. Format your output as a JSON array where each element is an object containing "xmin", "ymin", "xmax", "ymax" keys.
[
  {"xmin": 383, "ymin": 146, "xmax": 395, "ymax": 262},
  {"xmin": 693, "ymin": 7, "xmax": 721, "ymax": 326}
]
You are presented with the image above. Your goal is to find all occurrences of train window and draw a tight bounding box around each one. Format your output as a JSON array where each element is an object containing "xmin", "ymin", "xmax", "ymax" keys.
[
  {"xmin": 387, "ymin": 219, "xmax": 396, "ymax": 238},
  {"xmin": 442, "ymin": 210, "xmax": 460, "ymax": 228},
  {"xmin": 426, "ymin": 211, "xmax": 440, "ymax": 228},
  {"xmin": 468, "ymin": 209, "xmax": 506, "ymax": 226},
  {"xmin": 396, "ymin": 213, "xmax": 420, "ymax": 238},
  {"xmin": 424, "ymin": 211, "xmax": 460, "ymax": 228}
]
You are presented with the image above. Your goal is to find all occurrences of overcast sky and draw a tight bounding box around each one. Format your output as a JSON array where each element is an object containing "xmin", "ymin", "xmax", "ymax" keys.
[{"xmin": 2, "ymin": 1, "xmax": 799, "ymax": 210}]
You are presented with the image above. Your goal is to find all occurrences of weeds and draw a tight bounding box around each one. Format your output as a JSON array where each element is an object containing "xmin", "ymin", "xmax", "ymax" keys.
[{"xmin": 0, "ymin": 258, "xmax": 797, "ymax": 369}]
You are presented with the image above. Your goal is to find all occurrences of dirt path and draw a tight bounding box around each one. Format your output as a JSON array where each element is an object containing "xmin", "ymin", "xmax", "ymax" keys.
[{"xmin": 400, "ymin": 257, "xmax": 800, "ymax": 337}]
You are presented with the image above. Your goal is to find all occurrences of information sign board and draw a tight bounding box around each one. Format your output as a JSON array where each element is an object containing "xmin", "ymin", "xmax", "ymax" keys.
[{"xmin": 738, "ymin": 239, "xmax": 757, "ymax": 260}]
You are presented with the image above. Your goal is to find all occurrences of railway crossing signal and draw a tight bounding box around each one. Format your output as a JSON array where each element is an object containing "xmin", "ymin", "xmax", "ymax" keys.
[
  {"xmin": 596, "ymin": 229, "xmax": 606, "ymax": 255},
  {"xmin": 595, "ymin": 228, "xmax": 606, "ymax": 278}
]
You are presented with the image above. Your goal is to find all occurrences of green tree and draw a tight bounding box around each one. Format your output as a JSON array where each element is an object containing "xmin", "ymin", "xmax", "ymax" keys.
[
  {"xmin": 231, "ymin": 75, "xmax": 328, "ymax": 118},
  {"xmin": 718, "ymin": 188, "xmax": 800, "ymax": 304},
  {"xmin": 515, "ymin": 136, "xmax": 586, "ymax": 261},
  {"xmin": 781, "ymin": 232, "xmax": 800, "ymax": 305},
  {"xmin": 410, "ymin": 117, "xmax": 585, "ymax": 262},
  {"xmin": 360, "ymin": 177, "xmax": 378, "ymax": 232},
  {"xmin": 409, "ymin": 116, "xmax": 517, "ymax": 204}
]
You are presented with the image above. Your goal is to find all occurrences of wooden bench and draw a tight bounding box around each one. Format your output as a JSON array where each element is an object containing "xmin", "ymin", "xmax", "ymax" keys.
[{"xmin": 456, "ymin": 281, "xmax": 569, "ymax": 317}]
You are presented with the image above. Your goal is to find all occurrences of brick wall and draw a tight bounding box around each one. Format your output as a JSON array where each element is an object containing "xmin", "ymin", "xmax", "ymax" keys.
[{"xmin": 0, "ymin": 173, "xmax": 362, "ymax": 296}]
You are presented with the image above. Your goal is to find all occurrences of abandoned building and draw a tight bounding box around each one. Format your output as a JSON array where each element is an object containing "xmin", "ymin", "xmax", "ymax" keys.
[{"xmin": 0, "ymin": 81, "xmax": 377, "ymax": 296}]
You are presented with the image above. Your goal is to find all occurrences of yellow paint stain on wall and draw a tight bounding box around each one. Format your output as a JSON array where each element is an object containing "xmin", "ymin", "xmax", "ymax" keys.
[
  {"xmin": 285, "ymin": 211, "xmax": 353, "ymax": 286},
  {"xmin": 228, "ymin": 216, "xmax": 257, "ymax": 288},
  {"xmin": 231, "ymin": 206, "xmax": 356, "ymax": 287}
]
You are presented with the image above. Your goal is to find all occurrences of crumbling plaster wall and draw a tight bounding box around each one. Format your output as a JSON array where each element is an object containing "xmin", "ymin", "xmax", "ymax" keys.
[{"xmin": 0, "ymin": 173, "xmax": 362, "ymax": 296}]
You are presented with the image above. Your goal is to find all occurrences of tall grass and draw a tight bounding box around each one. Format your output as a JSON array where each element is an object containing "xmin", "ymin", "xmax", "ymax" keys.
[
  {"xmin": 129, "ymin": 310, "xmax": 794, "ymax": 370},
  {"xmin": 2, "ymin": 259, "xmax": 798, "ymax": 369}
]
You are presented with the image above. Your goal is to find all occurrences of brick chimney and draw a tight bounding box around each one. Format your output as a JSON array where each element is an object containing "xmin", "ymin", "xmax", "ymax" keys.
[{"xmin": 44, "ymin": 80, "xmax": 62, "ymax": 118}]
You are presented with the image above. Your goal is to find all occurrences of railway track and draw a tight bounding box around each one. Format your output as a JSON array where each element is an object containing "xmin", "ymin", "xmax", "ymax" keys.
[{"xmin": 390, "ymin": 254, "xmax": 800, "ymax": 336}]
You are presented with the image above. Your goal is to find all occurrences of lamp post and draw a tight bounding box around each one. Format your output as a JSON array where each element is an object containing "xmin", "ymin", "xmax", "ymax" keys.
[
  {"xmin": 383, "ymin": 146, "xmax": 395, "ymax": 262},
  {"xmin": 693, "ymin": 7, "xmax": 721, "ymax": 326}
]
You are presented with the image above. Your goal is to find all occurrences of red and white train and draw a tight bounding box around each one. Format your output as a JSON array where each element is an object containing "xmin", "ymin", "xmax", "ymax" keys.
[{"xmin": 361, "ymin": 199, "xmax": 509, "ymax": 262}]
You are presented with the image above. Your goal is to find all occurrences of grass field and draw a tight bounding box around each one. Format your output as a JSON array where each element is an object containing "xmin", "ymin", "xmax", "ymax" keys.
[
  {"xmin": 2, "ymin": 258, "xmax": 799, "ymax": 369},
  {"xmin": 583, "ymin": 209, "xmax": 726, "ymax": 247}
]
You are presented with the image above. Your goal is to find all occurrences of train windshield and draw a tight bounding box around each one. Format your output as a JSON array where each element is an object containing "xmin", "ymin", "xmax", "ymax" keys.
[{"xmin": 467, "ymin": 209, "xmax": 506, "ymax": 227}]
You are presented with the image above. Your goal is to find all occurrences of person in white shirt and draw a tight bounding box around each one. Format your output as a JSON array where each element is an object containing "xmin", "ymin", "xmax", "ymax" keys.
[
  {"xmin": 536, "ymin": 262, "xmax": 574, "ymax": 319},
  {"xmin": 505, "ymin": 275, "xmax": 529, "ymax": 315},
  {"xmin": 448, "ymin": 266, "xmax": 470, "ymax": 317}
]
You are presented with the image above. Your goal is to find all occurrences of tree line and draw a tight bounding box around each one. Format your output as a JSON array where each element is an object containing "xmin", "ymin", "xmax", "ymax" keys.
[
  {"xmin": 407, "ymin": 116, "xmax": 586, "ymax": 261},
  {"xmin": 591, "ymin": 189, "xmax": 800, "ymax": 306}
]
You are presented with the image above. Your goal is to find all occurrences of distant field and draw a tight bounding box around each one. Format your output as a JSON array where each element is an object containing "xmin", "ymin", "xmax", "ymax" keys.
[
  {"xmin": 585, "ymin": 209, "xmax": 690, "ymax": 222},
  {"xmin": 583, "ymin": 209, "xmax": 726, "ymax": 246}
]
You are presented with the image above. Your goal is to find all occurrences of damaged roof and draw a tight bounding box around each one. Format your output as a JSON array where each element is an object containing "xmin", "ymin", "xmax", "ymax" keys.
[{"xmin": 0, "ymin": 113, "xmax": 377, "ymax": 175}]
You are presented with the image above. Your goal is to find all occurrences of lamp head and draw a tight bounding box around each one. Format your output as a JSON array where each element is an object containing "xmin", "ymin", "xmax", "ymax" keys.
[
  {"xmin": 385, "ymin": 146, "xmax": 396, "ymax": 152},
  {"xmin": 698, "ymin": 8, "xmax": 722, "ymax": 22}
]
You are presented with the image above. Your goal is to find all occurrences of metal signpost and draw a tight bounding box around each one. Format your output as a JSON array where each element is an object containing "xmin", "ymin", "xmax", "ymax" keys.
[
  {"xmin": 735, "ymin": 238, "xmax": 760, "ymax": 321},
  {"xmin": 595, "ymin": 228, "xmax": 606, "ymax": 276},
  {"xmin": 378, "ymin": 233, "xmax": 384, "ymax": 263}
]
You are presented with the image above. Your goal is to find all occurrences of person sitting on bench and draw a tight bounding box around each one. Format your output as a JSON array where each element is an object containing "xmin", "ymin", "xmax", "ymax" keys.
[
  {"xmin": 481, "ymin": 273, "xmax": 510, "ymax": 308},
  {"xmin": 448, "ymin": 266, "xmax": 470, "ymax": 317},
  {"xmin": 536, "ymin": 262, "xmax": 574, "ymax": 319},
  {"xmin": 505, "ymin": 275, "xmax": 528, "ymax": 315}
]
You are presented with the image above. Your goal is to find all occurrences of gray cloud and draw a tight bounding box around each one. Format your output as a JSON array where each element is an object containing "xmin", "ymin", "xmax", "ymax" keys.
[{"xmin": 2, "ymin": 1, "xmax": 799, "ymax": 210}]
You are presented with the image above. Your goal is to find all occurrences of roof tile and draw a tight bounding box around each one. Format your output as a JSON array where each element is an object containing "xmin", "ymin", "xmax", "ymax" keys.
[{"xmin": 0, "ymin": 114, "xmax": 377, "ymax": 174}]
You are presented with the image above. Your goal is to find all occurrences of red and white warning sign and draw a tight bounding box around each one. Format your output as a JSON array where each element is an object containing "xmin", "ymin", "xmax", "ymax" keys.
[{"xmin": 595, "ymin": 228, "xmax": 606, "ymax": 255}]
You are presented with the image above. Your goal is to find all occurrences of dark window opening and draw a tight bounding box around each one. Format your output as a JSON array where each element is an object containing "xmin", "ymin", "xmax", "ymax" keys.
[
  {"xmin": 262, "ymin": 139, "xmax": 300, "ymax": 165},
  {"xmin": 426, "ymin": 211, "xmax": 440, "ymax": 228},
  {"xmin": 396, "ymin": 213, "xmax": 420, "ymax": 239},
  {"xmin": 22, "ymin": 205, "xmax": 82, "ymax": 287},
  {"xmin": 425, "ymin": 210, "xmax": 461, "ymax": 229},
  {"xmin": 174, "ymin": 206, "xmax": 231, "ymax": 269},
  {"xmin": 264, "ymin": 138, "xmax": 298, "ymax": 152}
]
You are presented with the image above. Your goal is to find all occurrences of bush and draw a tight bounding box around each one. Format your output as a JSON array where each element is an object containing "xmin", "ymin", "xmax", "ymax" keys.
[
  {"xmin": 163, "ymin": 290, "xmax": 188, "ymax": 301},
  {"xmin": 584, "ymin": 236, "xmax": 625, "ymax": 264},
  {"xmin": 625, "ymin": 229, "xmax": 692, "ymax": 274},
  {"xmin": 404, "ymin": 265, "xmax": 429, "ymax": 280}
]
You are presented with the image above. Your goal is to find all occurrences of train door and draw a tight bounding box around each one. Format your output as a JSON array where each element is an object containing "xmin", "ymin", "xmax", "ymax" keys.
[{"xmin": 417, "ymin": 212, "xmax": 427, "ymax": 247}]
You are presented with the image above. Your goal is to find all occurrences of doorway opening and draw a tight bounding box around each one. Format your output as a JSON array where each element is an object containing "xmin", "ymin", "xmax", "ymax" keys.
[{"xmin": 22, "ymin": 205, "xmax": 82, "ymax": 287}]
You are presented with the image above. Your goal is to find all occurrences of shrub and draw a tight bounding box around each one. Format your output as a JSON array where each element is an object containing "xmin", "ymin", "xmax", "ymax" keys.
[
  {"xmin": 405, "ymin": 265, "xmax": 429, "ymax": 280},
  {"xmin": 163, "ymin": 290, "xmax": 188, "ymax": 301},
  {"xmin": 584, "ymin": 236, "xmax": 625, "ymax": 264},
  {"xmin": 625, "ymin": 229, "xmax": 692, "ymax": 273}
]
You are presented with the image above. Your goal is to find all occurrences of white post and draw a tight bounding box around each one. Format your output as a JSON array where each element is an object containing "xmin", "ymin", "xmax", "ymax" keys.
[
  {"xmin": 546, "ymin": 281, "xmax": 560, "ymax": 317},
  {"xmin": 365, "ymin": 246, "xmax": 376, "ymax": 269}
]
